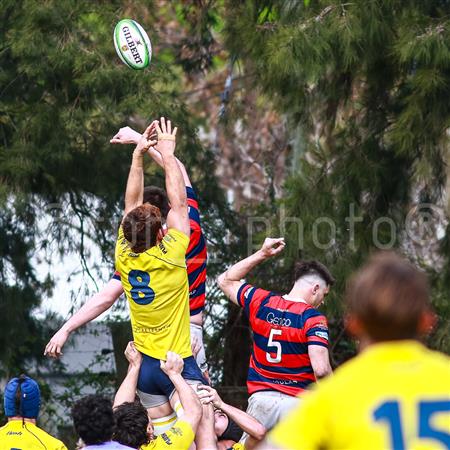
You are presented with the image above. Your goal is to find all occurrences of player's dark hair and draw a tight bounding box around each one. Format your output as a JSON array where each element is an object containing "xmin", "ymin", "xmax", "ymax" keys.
[
  {"xmin": 219, "ymin": 416, "xmax": 243, "ymax": 442},
  {"xmin": 143, "ymin": 186, "xmax": 169, "ymax": 219},
  {"xmin": 294, "ymin": 260, "xmax": 335, "ymax": 286},
  {"xmin": 345, "ymin": 252, "xmax": 431, "ymax": 341},
  {"xmin": 113, "ymin": 401, "xmax": 150, "ymax": 449},
  {"xmin": 72, "ymin": 395, "xmax": 115, "ymax": 445},
  {"xmin": 15, "ymin": 374, "xmax": 27, "ymax": 418},
  {"xmin": 122, "ymin": 203, "xmax": 162, "ymax": 253}
]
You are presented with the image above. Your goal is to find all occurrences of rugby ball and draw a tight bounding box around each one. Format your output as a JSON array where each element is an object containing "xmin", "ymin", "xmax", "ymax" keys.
[{"xmin": 114, "ymin": 19, "xmax": 152, "ymax": 70}]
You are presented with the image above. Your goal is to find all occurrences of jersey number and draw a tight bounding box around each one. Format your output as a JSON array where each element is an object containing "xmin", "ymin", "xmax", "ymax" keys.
[
  {"xmin": 266, "ymin": 329, "xmax": 282, "ymax": 363},
  {"xmin": 373, "ymin": 399, "xmax": 450, "ymax": 449},
  {"xmin": 128, "ymin": 269, "xmax": 155, "ymax": 305}
]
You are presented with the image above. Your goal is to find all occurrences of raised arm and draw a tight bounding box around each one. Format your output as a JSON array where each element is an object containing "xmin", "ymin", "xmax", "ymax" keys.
[
  {"xmin": 110, "ymin": 125, "xmax": 192, "ymax": 187},
  {"xmin": 160, "ymin": 352, "xmax": 202, "ymax": 434},
  {"xmin": 155, "ymin": 117, "xmax": 190, "ymax": 236},
  {"xmin": 123, "ymin": 122, "xmax": 157, "ymax": 216},
  {"xmin": 198, "ymin": 385, "xmax": 266, "ymax": 441},
  {"xmin": 218, "ymin": 237, "xmax": 285, "ymax": 305},
  {"xmin": 44, "ymin": 278, "xmax": 123, "ymax": 358},
  {"xmin": 148, "ymin": 148, "xmax": 192, "ymax": 187},
  {"xmin": 113, "ymin": 342, "xmax": 142, "ymax": 408}
]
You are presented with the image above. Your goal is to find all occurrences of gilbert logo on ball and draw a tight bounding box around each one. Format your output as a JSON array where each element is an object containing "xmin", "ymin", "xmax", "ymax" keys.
[{"xmin": 114, "ymin": 19, "xmax": 152, "ymax": 70}]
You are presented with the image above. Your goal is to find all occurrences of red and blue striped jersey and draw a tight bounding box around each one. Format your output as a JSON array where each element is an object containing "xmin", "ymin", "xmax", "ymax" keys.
[
  {"xmin": 185, "ymin": 186, "xmax": 207, "ymax": 316},
  {"xmin": 113, "ymin": 186, "xmax": 207, "ymax": 316},
  {"xmin": 237, "ymin": 283, "xmax": 329, "ymax": 397}
]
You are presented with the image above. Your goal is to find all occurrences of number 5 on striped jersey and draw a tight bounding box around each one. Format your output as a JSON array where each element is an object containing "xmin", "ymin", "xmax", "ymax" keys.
[{"xmin": 266, "ymin": 329, "xmax": 282, "ymax": 363}]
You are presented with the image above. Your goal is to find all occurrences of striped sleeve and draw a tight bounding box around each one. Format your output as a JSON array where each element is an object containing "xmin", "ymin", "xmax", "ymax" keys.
[
  {"xmin": 304, "ymin": 310, "xmax": 329, "ymax": 347},
  {"xmin": 187, "ymin": 186, "xmax": 201, "ymax": 229},
  {"xmin": 112, "ymin": 270, "xmax": 121, "ymax": 281},
  {"xmin": 236, "ymin": 283, "xmax": 270, "ymax": 318}
]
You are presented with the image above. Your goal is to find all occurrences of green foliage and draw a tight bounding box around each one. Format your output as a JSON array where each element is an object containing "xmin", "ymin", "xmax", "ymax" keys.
[
  {"xmin": 0, "ymin": 0, "xmax": 239, "ymax": 384},
  {"xmin": 223, "ymin": 0, "xmax": 450, "ymax": 361}
]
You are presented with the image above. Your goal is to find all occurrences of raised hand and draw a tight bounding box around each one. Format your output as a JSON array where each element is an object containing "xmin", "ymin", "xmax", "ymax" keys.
[
  {"xmin": 155, "ymin": 117, "xmax": 177, "ymax": 157},
  {"xmin": 110, "ymin": 126, "xmax": 142, "ymax": 145},
  {"xmin": 260, "ymin": 237, "xmax": 286, "ymax": 259},
  {"xmin": 135, "ymin": 121, "xmax": 158, "ymax": 154},
  {"xmin": 160, "ymin": 351, "xmax": 184, "ymax": 377},
  {"xmin": 196, "ymin": 385, "xmax": 223, "ymax": 409},
  {"xmin": 124, "ymin": 341, "xmax": 142, "ymax": 369}
]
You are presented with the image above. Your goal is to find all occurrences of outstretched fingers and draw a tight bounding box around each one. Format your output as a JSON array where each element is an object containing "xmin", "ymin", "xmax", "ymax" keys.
[
  {"xmin": 160, "ymin": 116, "xmax": 167, "ymax": 134},
  {"xmin": 143, "ymin": 120, "xmax": 157, "ymax": 139}
]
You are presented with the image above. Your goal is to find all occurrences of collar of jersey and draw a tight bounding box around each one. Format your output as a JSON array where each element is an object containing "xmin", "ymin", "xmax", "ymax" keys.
[{"xmin": 282, "ymin": 295, "xmax": 308, "ymax": 304}]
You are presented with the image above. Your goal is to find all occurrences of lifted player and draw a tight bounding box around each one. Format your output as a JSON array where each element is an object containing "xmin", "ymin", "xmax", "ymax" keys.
[
  {"xmin": 113, "ymin": 117, "xmax": 207, "ymax": 410},
  {"xmin": 218, "ymin": 238, "xmax": 334, "ymax": 437},
  {"xmin": 45, "ymin": 125, "xmax": 209, "ymax": 380},
  {"xmin": 264, "ymin": 252, "xmax": 450, "ymax": 450}
]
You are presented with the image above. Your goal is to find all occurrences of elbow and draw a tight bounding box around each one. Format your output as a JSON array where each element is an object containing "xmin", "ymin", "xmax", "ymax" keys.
[
  {"xmin": 313, "ymin": 364, "xmax": 332, "ymax": 380},
  {"xmin": 174, "ymin": 196, "xmax": 188, "ymax": 211},
  {"xmin": 217, "ymin": 272, "xmax": 228, "ymax": 290},
  {"xmin": 94, "ymin": 292, "xmax": 117, "ymax": 310},
  {"xmin": 100, "ymin": 295, "xmax": 117, "ymax": 309},
  {"xmin": 254, "ymin": 424, "xmax": 267, "ymax": 441}
]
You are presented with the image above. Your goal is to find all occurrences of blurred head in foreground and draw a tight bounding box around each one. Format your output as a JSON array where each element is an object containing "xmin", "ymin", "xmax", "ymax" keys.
[
  {"xmin": 345, "ymin": 252, "xmax": 435, "ymax": 346},
  {"xmin": 263, "ymin": 252, "xmax": 448, "ymax": 450}
]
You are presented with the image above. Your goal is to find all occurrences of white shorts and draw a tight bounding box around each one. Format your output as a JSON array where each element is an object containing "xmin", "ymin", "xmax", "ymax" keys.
[
  {"xmin": 190, "ymin": 323, "xmax": 208, "ymax": 373},
  {"xmin": 240, "ymin": 391, "xmax": 300, "ymax": 442}
]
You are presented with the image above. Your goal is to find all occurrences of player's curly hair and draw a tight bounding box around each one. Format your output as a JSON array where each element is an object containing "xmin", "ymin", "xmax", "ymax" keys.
[
  {"xmin": 113, "ymin": 401, "xmax": 150, "ymax": 448},
  {"xmin": 71, "ymin": 395, "xmax": 115, "ymax": 445},
  {"xmin": 122, "ymin": 203, "xmax": 162, "ymax": 253},
  {"xmin": 143, "ymin": 186, "xmax": 170, "ymax": 219},
  {"xmin": 294, "ymin": 260, "xmax": 335, "ymax": 286}
]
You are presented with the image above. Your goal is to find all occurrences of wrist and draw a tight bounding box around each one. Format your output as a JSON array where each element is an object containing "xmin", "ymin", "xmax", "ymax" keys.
[
  {"xmin": 160, "ymin": 152, "xmax": 176, "ymax": 160},
  {"xmin": 129, "ymin": 364, "xmax": 141, "ymax": 373},
  {"xmin": 167, "ymin": 372, "xmax": 183, "ymax": 382},
  {"xmin": 61, "ymin": 324, "xmax": 73, "ymax": 335},
  {"xmin": 255, "ymin": 249, "xmax": 269, "ymax": 261}
]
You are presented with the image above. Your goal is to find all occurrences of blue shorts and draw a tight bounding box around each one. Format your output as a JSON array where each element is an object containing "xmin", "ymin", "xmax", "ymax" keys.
[{"xmin": 137, "ymin": 354, "xmax": 207, "ymax": 408}]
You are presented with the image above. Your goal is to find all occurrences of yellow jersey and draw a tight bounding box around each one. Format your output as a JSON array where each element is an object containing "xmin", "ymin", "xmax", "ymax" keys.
[
  {"xmin": 268, "ymin": 341, "xmax": 450, "ymax": 450},
  {"xmin": 141, "ymin": 420, "xmax": 194, "ymax": 450},
  {"xmin": 0, "ymin": 419, "xmax": 67, "ymax": 450},
  {"xmin": 115, "ymin": 226, "xmax": 192, "ymax": 360}
]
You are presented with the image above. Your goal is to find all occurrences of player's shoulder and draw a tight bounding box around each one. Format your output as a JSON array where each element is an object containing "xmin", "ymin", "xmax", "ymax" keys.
[
  {"xmin": 240, "ymin": 284, "xmax": 273, "ymax": 301},
  {"xmin": 31, "ymin": 424, "xmax": 67, "ymax": 448},
  {"xmin": 164, "ymin": 228, "xmax": 189, "ymax": 244},
  {"xmin": 300, "ymin": 304, "xmax": 328, "ymax": 328},
  {"xmin": 421, "ymin": 345, "xmax": 450, "ymax": 371},
  {"xmin": 144, "ymin": 420, "xmax": 194, "ymax": 449}
]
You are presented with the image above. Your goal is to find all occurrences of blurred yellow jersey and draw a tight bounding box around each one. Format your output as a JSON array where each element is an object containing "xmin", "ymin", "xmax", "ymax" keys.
[
  {"xmin": 115, "ymin": 226, "xmax": 192, "ymax": 360},
  {"xmin": 268, "ymin": 341, "xmax": 450, "ymax": 450},
  {"xmin": 0, "ymin": 420, "xmax": 67, "ymax": 450},
  {"xmin": 141, "ymin": 420, "xmax": 194, "ymax": 450}
]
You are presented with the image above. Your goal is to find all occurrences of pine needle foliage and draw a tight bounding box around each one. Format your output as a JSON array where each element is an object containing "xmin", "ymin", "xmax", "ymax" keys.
[
  {"xmin": 0, "ymin": 0, "xmax": 239, "ymax": 376},
  {"xmin": 223, "ymin": 0, "xmax": 450, "ymax": 360}
]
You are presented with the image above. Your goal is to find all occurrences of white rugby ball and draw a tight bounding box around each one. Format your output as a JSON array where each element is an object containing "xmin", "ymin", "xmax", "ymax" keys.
[{"xmin": 114, "ymin": 19, "xmax": 152, "ymax": 70}]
